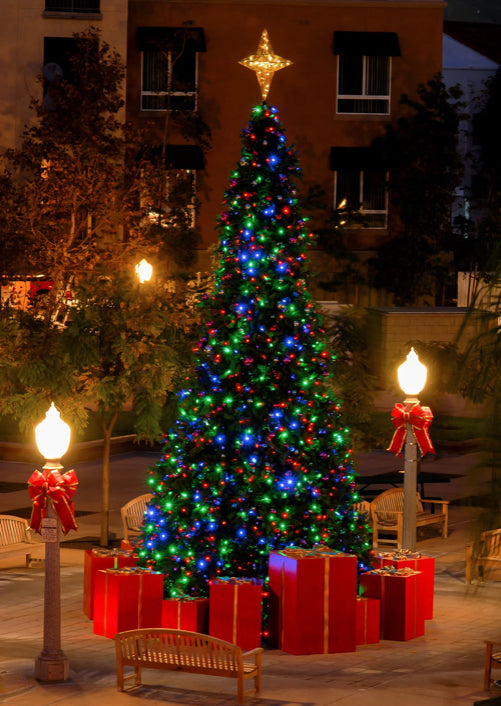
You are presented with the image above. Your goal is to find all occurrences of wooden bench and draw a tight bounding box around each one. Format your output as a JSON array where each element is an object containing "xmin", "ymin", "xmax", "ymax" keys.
[
  {"xmin": 120, "ymin": 493, "xmax": 153, "ymax": 542},
  {"xmin": 466, "ymin": 528, "xmax": 501, "ymax": 583},
  {"xmin": 0, "ymin": 514, "xmax": 44, "ymax": 566},
  {"xmin": 115, "ymin": 628, "xmax": 263, "ymax": 704},
  {"xmin": 371, "ymin": 488, "xmax": 449, "ymax": 549}
]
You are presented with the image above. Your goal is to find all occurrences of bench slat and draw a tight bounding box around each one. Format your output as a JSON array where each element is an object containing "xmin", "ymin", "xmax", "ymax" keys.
[
  {"xmin": 466, "ymin": 528, "xmax": 501, "ymax": 582},
  {"xmin": 0, "ymin": 515, "xmax": 44, "ymax": 566}
]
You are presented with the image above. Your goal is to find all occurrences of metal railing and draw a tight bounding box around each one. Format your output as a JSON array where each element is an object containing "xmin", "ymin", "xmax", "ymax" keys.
[{"xmin": 45, "ymin": 0, "xmax": 100, "ymax": 12}]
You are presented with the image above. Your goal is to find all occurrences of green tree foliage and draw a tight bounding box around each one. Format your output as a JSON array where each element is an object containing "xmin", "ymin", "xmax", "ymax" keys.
[
  {"xmin": 0, "ymin": 27, "xmax": 211, "ymax": 545},
  {"xmin": 325, "ymin": 307, "xmax": 379, "ymax": 450},
  {"xmin": 139, "ymin": 104, "xmax": 372, "ymax": 605},
  {"xmin": 456, "ymin": 299, "xmax": 501, "ymax": 530},
  {"xmin": 468, "ymin": 66, "xmax": 501, "ymax": 263},
  {"xmin": 371, "ymin": 76, "xmax": 465, "ymax": 305}
]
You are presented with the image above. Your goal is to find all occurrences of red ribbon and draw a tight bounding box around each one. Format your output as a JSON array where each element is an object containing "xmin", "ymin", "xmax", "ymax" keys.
[
  {"xmin": 28, "ymin": 467, "xmax": 79, "ymax": 535},
  {"xmin": 388, "ymin": 403, "xmax": 435, "ymax": 458}
]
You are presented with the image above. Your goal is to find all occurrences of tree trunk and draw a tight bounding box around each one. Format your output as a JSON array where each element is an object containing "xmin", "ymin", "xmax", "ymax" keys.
[{"xmin": 100, "ymin": 411, "xmax": 118, "ymax": 547}]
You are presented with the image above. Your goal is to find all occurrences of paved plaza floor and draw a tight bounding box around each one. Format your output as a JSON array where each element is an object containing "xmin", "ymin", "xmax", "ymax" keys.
[{"xmin": 1, "ymin": 448, "xmax": 501, "ymax": 705}]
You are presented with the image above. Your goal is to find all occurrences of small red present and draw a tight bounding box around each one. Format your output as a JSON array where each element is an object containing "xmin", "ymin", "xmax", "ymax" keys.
[
  {"xmin": 83, "ymin": 548, "xmax": 137, "ymax": 619},
  {"xmin": 268, "ymin": 547, "xmax": 357, "ymax": 655},
  {"xmin": 356, "ymin": 596, "xmax": 380, "ymax": 645},
  {"xmin": 209, "ymin": 577, "xmax": 262, "ymax": 651},
  {"xmin": 374, "ymin": 551, "xmax": 435, "ymax": 620},
  {"xmin": 120, "ymin": 538, "xmax": 141, "ymax": 554},
  {"xmin": 360, "ymin": 567, "xmax": 425, "ymax": 641},
  {"xmin": 161, "ymin": 597, "xmax": 209, "ymax": 633},
  {"xmin": 93, "ymin": 567, "xmax": 164, "ymax": 639}
]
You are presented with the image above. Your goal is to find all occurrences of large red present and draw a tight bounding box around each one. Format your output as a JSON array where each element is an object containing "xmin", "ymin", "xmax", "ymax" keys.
[
  {"xmin": 374, "ymin": 550, "xmax": 435, "ymax": 620},
  {"xmin": 93, "ymin": 567, "xmax": 164, "ymax": 638},
  {"xmin": 360, "ymin": 567, "xmax": 425, "ymax": 641},
  {"xmin": 268, "ymin": 548, "xmax": 357, "ymax": 655},
  {"xmin": 355, "ymin": 597, "xmax": 380, "ymax": 645},
  {"xmin": 208, "ymin": 578, "xmax": 262, "ymax": 651},
  {"xmin": 83, "ymin": 548, "xmax": 137, "ymax": 619},
  {"xmin": 161, "ymin": 597, "xmax": 209, "ymax": 633}
]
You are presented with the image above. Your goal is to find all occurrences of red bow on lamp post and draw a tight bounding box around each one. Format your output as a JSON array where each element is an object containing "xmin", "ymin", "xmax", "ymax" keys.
[
  {"xmin": 28, "ymin": 467, "xmax": 79, "ymax": 535},
  {"xmin": 388, "ymin": 402, "xmax": 435, "ymax": 458}
]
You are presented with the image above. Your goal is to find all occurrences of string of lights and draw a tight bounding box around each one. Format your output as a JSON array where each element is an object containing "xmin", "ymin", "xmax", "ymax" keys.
[{"xmin": 138, "ymin": 103, "xmax": 372, "ymax": 609}]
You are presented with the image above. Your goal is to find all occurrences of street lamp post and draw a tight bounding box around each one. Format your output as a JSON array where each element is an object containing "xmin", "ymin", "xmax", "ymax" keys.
[
  {"xmin": 396, "ymin": 349, "xmax": 428, "ymax": 551},
  {"xmin": 31, "ymin": 403, "xmax": 75, "ymax": 682}
]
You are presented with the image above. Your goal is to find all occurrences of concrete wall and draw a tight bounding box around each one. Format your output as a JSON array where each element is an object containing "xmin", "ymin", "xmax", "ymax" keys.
[
  {"xmin": 127, "ymin": 0, "xmax": 446, "ymax": 253},
  {"xmin": 366, "ymin": 307, "xmax": 487, "ymax": 414},
  {"xmin": 0, "ymin": 0, "xmax": 128, "ymax": 152}
]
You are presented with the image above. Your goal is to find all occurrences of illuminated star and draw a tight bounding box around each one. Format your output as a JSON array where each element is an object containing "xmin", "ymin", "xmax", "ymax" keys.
[{"xmin": 239, "ymin": 29, "xmax": 293, "ymax": 101}]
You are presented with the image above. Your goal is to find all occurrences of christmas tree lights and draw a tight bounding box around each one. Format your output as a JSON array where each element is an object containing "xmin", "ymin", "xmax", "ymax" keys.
[{"xmin": 139, "ymin": 103, "xmax": 372, "ymax": 603}]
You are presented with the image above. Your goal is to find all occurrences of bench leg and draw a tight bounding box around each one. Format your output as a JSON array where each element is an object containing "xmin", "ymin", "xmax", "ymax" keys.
[
  {"xmin": 117, "ymin": 658, "xmax": 124, "ymax": 691},
  {"xmin": 255, "ymin": 667, "xmax": 261, "ymax": 697},
  {"xmin": 237, "ymin": 672, "xmax": 244, "ymax": 704},
  {"xmin": 485, "ymin": 642, "xmax": 494, "ymax": 690},
  {"xmin": 442, "ymin": 513, "xmax": 448, "ymax": 539}
]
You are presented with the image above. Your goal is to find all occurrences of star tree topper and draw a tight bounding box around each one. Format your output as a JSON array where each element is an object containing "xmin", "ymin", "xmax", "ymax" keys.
[{"xmin": 239, "ymin": 29, "xmax": 293, "ymax": 101}]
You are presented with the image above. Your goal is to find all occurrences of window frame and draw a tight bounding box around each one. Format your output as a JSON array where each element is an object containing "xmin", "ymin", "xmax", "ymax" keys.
[
  {"xmin": 44, "ymin": 0, "xmax": 100, "ymax": 14},
  {"xmin": 336, "ymin": 54, "xmax": 392, "ymax": 116},
  {"xmin": 140, "ymin": 47, "xmax": 199, "ymax": 112},
  {"xmin": 333, "ymin": 168, "xmax": 388, "ymax": 229}
]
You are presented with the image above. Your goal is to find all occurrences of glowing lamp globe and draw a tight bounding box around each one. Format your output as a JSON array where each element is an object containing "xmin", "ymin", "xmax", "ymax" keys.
[
  {"xmin": 35, "ymin": 403, "xmax": 71, "ymax": 461},
  {"xmin": 135, "ymin": 259, "xmax": 153, "ymax": 284},
  {"xmin": 398, "ymin": 348, "xmax": 427, "ymax": 397}
]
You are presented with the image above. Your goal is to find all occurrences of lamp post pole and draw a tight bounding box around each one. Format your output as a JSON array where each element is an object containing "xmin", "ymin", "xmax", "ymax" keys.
[
  {"xmin": 35, "ymin": 459, "xmax": 69, "ymax": 682},
  {"xmin": 402, "ymin": 396, "xmax": 419, "ymax": 551},
  {"xmin": 395, "ymin": 348, "xmax": 428, "ymax": 552},
  {"xmin": 31, "ymin": 403, "xmax": 74, "ymax": 682}
]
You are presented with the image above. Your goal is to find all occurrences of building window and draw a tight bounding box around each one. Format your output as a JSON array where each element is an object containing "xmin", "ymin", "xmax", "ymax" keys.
[
  {"xmin": 334, "ymin": 32, "xmax": 400, "ymax": 116},
  {"xmin": 43, "ymin": 37, "xmax": 77, "ymax": 110},
  {"xmin": 331, "ymin": 147, "xmax": 388, "ymax": 228},
  {"xmin": 138, "ymin": 27, "xmax": 206, "ymax": 112},
  {"xmin": 45, "ymin": 0, "xmax": 100, "ymax": 13},
  {"xmin": 142, "ymin": 145, "xmax": 204, "ymax": 229}
]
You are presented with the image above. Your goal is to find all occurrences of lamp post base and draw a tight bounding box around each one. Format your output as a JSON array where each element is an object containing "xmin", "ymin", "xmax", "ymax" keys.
[{"xmin": 35, "ymin": 650, "xmax": 69, "ymax": 682}]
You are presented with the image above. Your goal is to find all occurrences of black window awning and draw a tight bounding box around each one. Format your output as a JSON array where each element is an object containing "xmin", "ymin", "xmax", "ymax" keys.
[
  {"xmin": 137, "ymin": 27, "xmax": 206, "ymax": 53},
  {"xmin": 330, "ymin": 147, "xmax": 387, "ymax": 171},
  {"xmin": 333, "ymin": 31, "xmax": 401, "ymax": 57},
  {"xmin": 146, "ymin": 145, "xmax": 205, "ymax": 170}
]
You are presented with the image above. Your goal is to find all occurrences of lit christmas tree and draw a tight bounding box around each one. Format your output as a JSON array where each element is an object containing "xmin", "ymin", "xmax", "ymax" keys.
[{"xmin": 139, "ymin": 32, "xmax": 372, "ymax": 602}]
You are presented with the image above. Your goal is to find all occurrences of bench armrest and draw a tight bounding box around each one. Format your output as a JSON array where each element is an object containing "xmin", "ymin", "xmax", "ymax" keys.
[
  {"xmin": 242, "ymin": 647, "xmax": 263, "ymax": 659},
  {"xmin": 422, "ymin": 498, "xmax": 449, "ymax": 511}
]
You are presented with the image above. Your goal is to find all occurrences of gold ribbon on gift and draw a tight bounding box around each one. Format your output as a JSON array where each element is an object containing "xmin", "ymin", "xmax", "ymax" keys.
[
  {"xmin": 138, "ymin": 574, "xmax": 143, "ymax": 628},
  {"xmin": 104, "ymin": 571, "xmax": 109, "ymax": 636},
  {"xmin": 356, "ymin": 597, "xmax": 369, "ymax": 645},
  {"xmin": 233, "ymin": 585, "xmax": 238, "ymax": 644},
  {"xmin": 323, "ymin": 557, "xmax": 330, "ymax": 654}
]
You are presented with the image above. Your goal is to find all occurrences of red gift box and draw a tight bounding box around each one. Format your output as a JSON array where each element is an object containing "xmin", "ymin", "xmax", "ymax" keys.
[
  {"xmin": 268, "ymin": 548, "xmax": 357, "ymax": 655},
  {"xmin": 120, "ymin": 539, "xmax": 141, "ymax": 554},
  {"xmin": 93, "ymin": 567, "xmax": 164, "ymax": 638},
  {"xmin": 374, "ymin": 551, "xmax": 435, "ymax": 620},
  {"xmin": 208, "ymin": 578, "xmax": 262, "ymax": 651},
  {"xmin": 356, "ymin": 597, "xmax": 380, "ymax": 645},
  {"xmin": 83, "ymin": 548, "xmax": 137, "ymax": 619},
  {"xmin": 360, "ymin": 568, "xmax": 425, "ymax": 641},
  {"xmin": 161, "ymin": 598, "xmax": 209, "ymax": 633}
]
